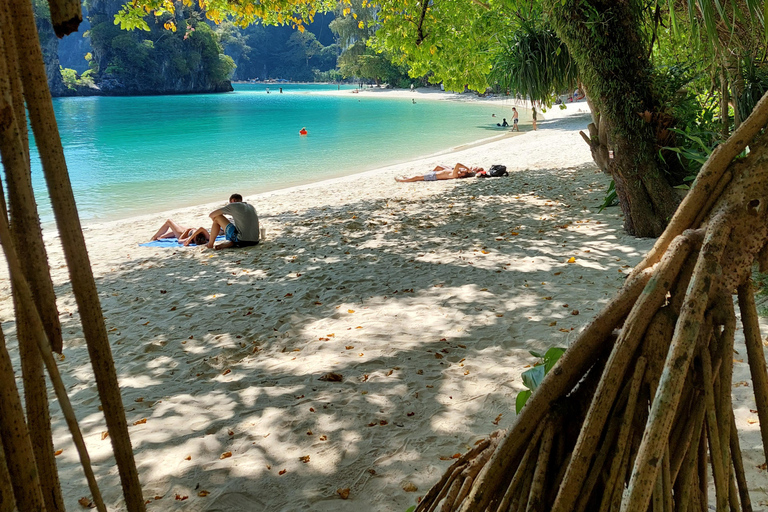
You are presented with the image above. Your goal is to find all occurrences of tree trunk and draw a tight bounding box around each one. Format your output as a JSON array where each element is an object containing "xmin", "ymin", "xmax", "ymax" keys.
[{"xmin": 548, "ymin": 0, "xmax": 680, "ymax": 237}]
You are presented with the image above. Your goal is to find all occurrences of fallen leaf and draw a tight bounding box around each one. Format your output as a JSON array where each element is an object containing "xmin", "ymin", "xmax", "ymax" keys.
[
  {"xmin": 175, "ymin": 494, "xmax": 188, "ymax": 501},
  {"xmin": 101, "ymin": 431, "xmax": 109, "ymax": 440},
  {"xmin": 748, "ymin": 419, "xmax": 759, "ymax": 424},
  {"xmin": 495, "ymin": 313, "xmax": 504, "ymax": 317},
  {"xmin": 220, "ymin": 451, "xmax": 232, "ymax": 459},
  {"xmin": 542, "ymin": 296, "xmax": 553, "ymax": 300},
  {"xmin": 510, "ymin": 232, "xmax": 519, "ymax": 236},
  {"xmin": 345, "ymin": 346, "xmax": 354, "ymax": 350},
  {"xmin": 78, "ymin": 497, "xmax": 94, "ymax": 508},
  {"xmin": 407, "ymin": 412, "xmax": 415, "ymax": 417},
  {"xmin": 198, "ymin": 490, "xmax": 210, "ymax": 497},
  {"xmin": 348, "ymin": 309, "xmax": 355, "ymax": 313},
  {"xmin": 434, "ymin": 353, "xmax": 444, "ymax": 359},
  {"xmin": 553, "ymin": 272, "xmax": 562, "ymax": 276},
  {"xmin": 319, "ymin": 435, "xmax": 328, "ymax": 441},
  {"xmin": 735, "ymin": 381, "xmax": 750, "ymax": 387},
  {"xmin": 222, "ymin": 369, "xmax": 231, "ymax": 376},
  {"xmin": 567, "ymin": 257, "xmax": 576, "ymax": 263},
  {"xmin": 379, "ymin": 420, "xmax": 388, "ymax": 426},
  {"xmin": 184, "ymin": 455, "xmax": 191, "ymax": 461},
  {"xmin": 402, "ymin": 482, "xmax": 418, "ymax": 492},
  {"xmin": 299, "ymin": 455, "xmax": 310, "ymax": 463},
  {"xmin": 134, "ymin": 397, "xmax": 144, "ymax": 403},
  {"xmin": 549, "ymin": 321, "xmax": 557, "ymax": 326},
  {"xmin": 319, "ymin": 372, "xmax": 343, "ymax": 382},
  {"xmin": 571, "ymin": 310, "xmax": 580, "ymax": 315},
  {"xmin": 307, "ymin": 430, "xmax": 313, "ymax": 435},
  {"xmin": 492, "ymin": 414, "xmax": 503, "ymax": 425},
  {"xmin": 133, "ymin": 418, "xmax": 147, "ymax": 426},
  {"xmin": 337, "ymin": 488, "xmax": 350, "ymax": 499},
  {"xmin": 279, "ymin": 469, "xmax": 287, "ymax": 475}
]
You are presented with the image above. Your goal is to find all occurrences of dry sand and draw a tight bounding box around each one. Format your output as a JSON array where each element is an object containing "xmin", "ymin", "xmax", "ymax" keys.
[{"xmin": 2, "ymin": 96, "xmax": 768, "ymax": 511}]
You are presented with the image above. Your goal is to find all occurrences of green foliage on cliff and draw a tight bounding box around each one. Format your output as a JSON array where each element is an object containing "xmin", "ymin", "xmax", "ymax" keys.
[
  {"xmin": 329, "ymin": 0, "xmax": 414, "ymax": 86},
  {"xmin": 214, "ymin": 18, "xmax": 339, "ymax": 81},
  {"xmin": 88, "ymin": 8, "xmax": 234, "ymax": 92}
]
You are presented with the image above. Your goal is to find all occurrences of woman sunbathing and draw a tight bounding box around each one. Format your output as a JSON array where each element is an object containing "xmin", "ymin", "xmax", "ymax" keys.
[
  {"xmin": 395, "ymin": 163, "xmax": 482, "ymax": 182},
  {"xmin": 150, "ymin": 219, "xmax": 210, "ymax": 246}
]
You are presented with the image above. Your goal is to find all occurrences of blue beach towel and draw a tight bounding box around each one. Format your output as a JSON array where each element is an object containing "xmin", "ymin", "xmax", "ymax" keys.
[{"xmin": 139, "ymin": 235, "xmax": 226, "ymax": 248}]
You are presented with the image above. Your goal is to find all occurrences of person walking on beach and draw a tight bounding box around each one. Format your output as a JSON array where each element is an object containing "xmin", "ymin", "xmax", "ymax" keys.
[
  {"xmin": 206, "ymin": 193, "xmax": 260, "ymax": 250},
  {"xmin": 532, "ymin": 107, "xmax": 537, "ymax": 130},
  {"xmin": 512, "ymin": 107, "xmax": 519, "ymax": 131},
  {"xmin": 395, "ymin": 163, "xmax": 482, "ymax": 182}
]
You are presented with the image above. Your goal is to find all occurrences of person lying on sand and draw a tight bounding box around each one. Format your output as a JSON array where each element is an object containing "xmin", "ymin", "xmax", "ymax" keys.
[
  {"xmin": 206, "ymin": 193, "xmax": 260, "ymax": 250},
  {"xmin": 150, "ymin": 219, "xmax": 211, "ymax": 246},
  {"xmin": 395, "ymin": 163, "xmax": 483, "ymax": 182}
]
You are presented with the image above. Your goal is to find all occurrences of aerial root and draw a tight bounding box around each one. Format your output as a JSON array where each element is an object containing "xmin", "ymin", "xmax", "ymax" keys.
[{"xmin": 415, "ymin": 229, "xmax": 768, "ymax": 512}]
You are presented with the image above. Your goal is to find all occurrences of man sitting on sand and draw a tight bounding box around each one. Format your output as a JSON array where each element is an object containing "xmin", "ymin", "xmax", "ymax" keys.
[
  {"xmin": 395, "ymin": 163, "xmax": 483, "ymax": 182},
  {"xmin": 206, "ymin": 193, "xmax": 260, "ymax": 250}
]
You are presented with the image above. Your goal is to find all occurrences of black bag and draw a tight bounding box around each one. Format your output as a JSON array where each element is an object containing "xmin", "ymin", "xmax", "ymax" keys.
[{"xmin": 488, "ymin": 164, "xmax": 508, "ymax": 177}]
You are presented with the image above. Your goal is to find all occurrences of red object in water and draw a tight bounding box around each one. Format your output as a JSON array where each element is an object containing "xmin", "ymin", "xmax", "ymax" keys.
[{"xmin": 299, "ymin": 128, "xmax": 308, "ymax": 135}]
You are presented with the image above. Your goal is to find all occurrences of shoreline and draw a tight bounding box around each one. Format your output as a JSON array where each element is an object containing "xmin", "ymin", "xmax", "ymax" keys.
[
  {"xmin": 47, "ymin": 86, "xmax": 543, "ymax": 229},
  {"xmin": 72, "ymin": 89, "xmax": 576, "ymax": 230}
]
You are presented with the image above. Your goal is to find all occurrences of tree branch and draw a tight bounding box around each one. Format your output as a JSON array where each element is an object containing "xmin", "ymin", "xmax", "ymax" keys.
[{"xmin": 415, "ymin": 0, "xmax": 431, "ymax": 45}]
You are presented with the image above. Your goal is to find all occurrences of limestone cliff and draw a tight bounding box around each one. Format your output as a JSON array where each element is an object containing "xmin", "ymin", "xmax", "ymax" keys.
[
  {"xmin": 86, "ymin": 0, "xmax": 233, "ymax": 95},
  {"xmin": 35, "ymin": 5, "xmax": 67, "ymax": 96}
]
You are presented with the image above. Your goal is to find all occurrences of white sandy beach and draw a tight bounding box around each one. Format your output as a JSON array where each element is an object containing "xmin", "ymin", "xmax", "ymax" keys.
[{"xmin": 2, "ymin": 96, "xmax": 768, "ymax": 511}]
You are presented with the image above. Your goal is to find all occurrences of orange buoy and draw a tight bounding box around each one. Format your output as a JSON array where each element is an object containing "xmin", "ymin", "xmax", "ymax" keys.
[{"xmin": 299, "ymin": 127, "xmax": 308, "ymax": 136}]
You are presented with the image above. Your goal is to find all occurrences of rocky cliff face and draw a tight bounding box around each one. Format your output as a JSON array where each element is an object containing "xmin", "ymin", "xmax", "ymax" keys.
[
  {"xmin": 38, "ymin": 0, "xmax": 232, "ymax": 96},
  {"xmin": 36, "ymin": 13, "xmax": 67, "ymax": 96},
  {"xmin": 86, "ymin": 0, "xmax": 233, "ymax": 95}
]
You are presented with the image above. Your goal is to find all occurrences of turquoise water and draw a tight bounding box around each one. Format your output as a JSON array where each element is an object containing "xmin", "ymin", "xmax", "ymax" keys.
[{"xmin": 23, "ymin": 84, "xmax": 523, "ymax": 224}]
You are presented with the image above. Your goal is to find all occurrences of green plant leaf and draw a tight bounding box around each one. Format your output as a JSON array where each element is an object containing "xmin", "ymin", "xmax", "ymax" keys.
[
  {"xmin": 543, "ymin": 347, "xmax": 566, "ymax": 373},
  {"xmin": 528, "ymin": 350, "xmax": 545, "ymax": 358},
  {"xmin": 516, "ymin": 390, "xmax": 532, "ymax": 414}
]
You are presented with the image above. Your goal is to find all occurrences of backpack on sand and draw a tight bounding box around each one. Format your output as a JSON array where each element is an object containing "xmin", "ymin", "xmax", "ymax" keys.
[{"xmin": 488, "ymin": 164, "xmax": 508, "ymax": 177}]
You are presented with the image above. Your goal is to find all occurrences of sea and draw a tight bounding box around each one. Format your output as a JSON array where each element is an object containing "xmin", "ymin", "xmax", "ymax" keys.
[{"xmin": 21, "ymin": 83, "xmax": 524, "ymax": 224}]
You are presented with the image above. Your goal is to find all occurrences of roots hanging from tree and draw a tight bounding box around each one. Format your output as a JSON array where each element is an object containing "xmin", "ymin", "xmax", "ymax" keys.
[{"xmin": 415, "ymin": 91, "xmax": 768, "ymax": 512}]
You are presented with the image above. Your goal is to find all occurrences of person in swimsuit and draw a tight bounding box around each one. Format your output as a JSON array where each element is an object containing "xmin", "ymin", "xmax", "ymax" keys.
[
  {"xmin": 150, "ymin": 219, "xmax": 211, "ymax": 246},
  {"xmin": 395, "ymin": 163, "xmax": 482, "ymax": 182},
  {"xmin": 512, "ymin": 107, "xmax": 519, "ymax": 131}
]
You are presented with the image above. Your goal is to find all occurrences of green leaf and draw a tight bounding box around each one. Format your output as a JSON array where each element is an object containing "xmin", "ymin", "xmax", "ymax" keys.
[
  {"xmin": 543, "ymin": 347, "xmax": 566, "ymax": 373},
  {"xmin": 521, "ymin": 365, "xmax": 545, "ymax": 391},
  {"xmin": 528, "ymin": 350, "xmax": 544, "ymax": 358},
  {"xmin": 515, "ymin": 390, "xmax": 532, "ymax": 414},
  {"xmin": 405, "ymin": 507, "xmax": 416, "ymax": 512}
]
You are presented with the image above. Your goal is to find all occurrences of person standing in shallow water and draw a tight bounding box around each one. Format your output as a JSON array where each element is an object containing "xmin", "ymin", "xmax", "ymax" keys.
[
  {"xmin": 512, "ymin": 107, "xmax": 519, "ymax": 131},
  {"xmin": 206, "ymin": 193, "xmax": 260, "ymax": 250}
]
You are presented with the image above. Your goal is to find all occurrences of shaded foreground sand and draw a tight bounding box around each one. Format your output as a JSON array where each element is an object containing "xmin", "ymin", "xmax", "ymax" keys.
[{"xmin": 2, "ymin": 104, "xmax": 768, "ymax": 510}]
